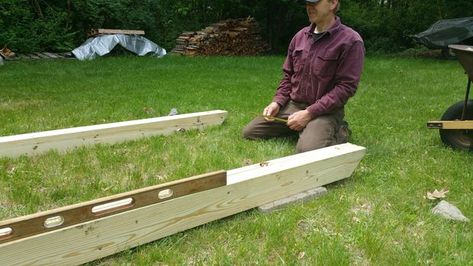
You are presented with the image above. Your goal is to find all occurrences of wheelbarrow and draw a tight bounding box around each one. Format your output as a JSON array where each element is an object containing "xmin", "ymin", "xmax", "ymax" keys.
[{"xmin": 427, "ymin": 45, "xmax": 473, "ymax": 151}]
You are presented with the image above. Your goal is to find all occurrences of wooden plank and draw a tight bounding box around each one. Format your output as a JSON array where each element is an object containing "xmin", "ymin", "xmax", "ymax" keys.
[
  {"xmin": 427, "ymin": 120, "xmax": 473, "ymax": 129},
  {"xmin": 0, "ymin": 171, "xmax": 226, "ymax": 244},
  {"xmin": 0, "ymin": 110, "xmax": 227, "ymax": 158},
  {"xmin": 89, "ymin": 29, "xmax": 145, "ymax": 36},
  {"xmin": 0, "ymin": 143, "xmax": 366, "ymax": 265}
]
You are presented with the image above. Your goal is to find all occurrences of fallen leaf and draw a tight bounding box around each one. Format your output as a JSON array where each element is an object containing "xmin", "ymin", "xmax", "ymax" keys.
[
  {"xmin": 143, "ymin": 107, "xmax": 155, "ymax": 115},
  {"xmin": 297, "ymin": 251, "xmax": 306, "ymax": 260},
  {"xmin": 297, "ymin": 220, "xmax": 311, "ymax": 232},
  {"xmin": 426, "ymin": 188, "xmax": 449, "ymax": 200},
  {"xmin": 351, "ymin": 202, "xmax": 373, "ymax": 215}
]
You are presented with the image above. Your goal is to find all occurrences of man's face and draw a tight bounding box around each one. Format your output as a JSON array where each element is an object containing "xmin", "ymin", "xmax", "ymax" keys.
[{"xmin": 306, "ymin": 0, "xmax": 337, "ymax": 24}]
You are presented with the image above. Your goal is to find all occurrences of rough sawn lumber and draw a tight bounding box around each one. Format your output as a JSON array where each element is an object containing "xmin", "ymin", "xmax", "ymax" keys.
[
  {"xmin": 0, "ymin": 143, "xmax": 365, "ymax": 265},
  {"xmin": 0, "ymin": 110, "xmax": 227, "ymax": 158}
]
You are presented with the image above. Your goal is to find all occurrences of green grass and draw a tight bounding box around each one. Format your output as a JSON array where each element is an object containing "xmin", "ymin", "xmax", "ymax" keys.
[{"xmin": 0, "ymin": 55, "xmax": 472, "ymax": 265}]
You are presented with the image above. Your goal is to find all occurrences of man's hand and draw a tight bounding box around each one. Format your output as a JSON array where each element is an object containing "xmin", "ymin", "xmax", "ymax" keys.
[
  {"xmin": 288, "ymin": 110, "xmax": 312, "ymax": 131},
  {"xmin": 263, "ymin": 102, "xmax": 280, "ymax": 121}
]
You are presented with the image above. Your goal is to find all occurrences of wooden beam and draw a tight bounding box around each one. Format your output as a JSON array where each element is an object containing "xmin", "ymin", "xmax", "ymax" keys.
[
  {"xmin": 88, "ymin": 29, "xmax": 145, "ymax": 37},
  {"xmin": 0, "ymin": 143, "xmax": 365, "ymax": 265},
  {"xmin": 0, "ymin": 171, "xmax": 226, "ymax": 244},
  {"xmin": 427, "ymin": 120, "xmax": 473, "ymax": 129},
  {"xmin": 0, "ymin": 110, "xmax": 227, "ymax": 158}
]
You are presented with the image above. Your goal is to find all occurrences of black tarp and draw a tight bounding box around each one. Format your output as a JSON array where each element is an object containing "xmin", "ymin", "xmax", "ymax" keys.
[{"xmin": 412, "ymin": 17, "xmax": 473, "ymax": 49}]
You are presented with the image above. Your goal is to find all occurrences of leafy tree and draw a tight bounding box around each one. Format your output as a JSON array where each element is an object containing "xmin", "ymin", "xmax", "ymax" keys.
[{"xmin": 1, "ymin": 0, "xmax": 472, "ymax": 53}]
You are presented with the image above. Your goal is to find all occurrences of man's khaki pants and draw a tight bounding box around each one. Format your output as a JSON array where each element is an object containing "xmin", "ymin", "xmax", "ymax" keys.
[{"xmin": 242, "ymin": 101, "xmax": 347, "ymax": 153}]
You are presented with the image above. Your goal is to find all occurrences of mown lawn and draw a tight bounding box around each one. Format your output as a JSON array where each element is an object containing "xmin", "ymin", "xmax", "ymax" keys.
[{"xmin": 0, "ymin": 54, "xmax": 472, "ymax": 265}]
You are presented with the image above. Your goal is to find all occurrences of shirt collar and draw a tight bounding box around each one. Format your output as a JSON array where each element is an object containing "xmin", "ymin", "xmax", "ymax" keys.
[{"xmin": 305, "ymin": 16, "xmax": 341, "ymax": 37}]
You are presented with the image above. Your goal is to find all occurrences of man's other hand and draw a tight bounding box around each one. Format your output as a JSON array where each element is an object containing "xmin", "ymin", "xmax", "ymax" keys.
[
  {"xmin": 288, "ymin": 110, "xmax": 312, "ymax": 131},
  {"xmin": 263, "ymin": 102, "xmax": 281, "ymax": 121}
]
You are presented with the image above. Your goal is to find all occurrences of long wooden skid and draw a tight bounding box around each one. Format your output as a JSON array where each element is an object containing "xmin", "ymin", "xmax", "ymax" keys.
[
  {"xmin": 0, "ymin": 143, "xmax": 365, "ymax": 265},
  {"xmin": 0, "ymin": 110, "xmax": 227, "ymax": 158}
]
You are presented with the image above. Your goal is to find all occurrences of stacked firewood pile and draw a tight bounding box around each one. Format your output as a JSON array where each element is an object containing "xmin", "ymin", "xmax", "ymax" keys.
[
  {"xmin": 171, "ymin": 17, "xmax": 269, "ymax": 56},
  {"xmin": 0, "ymin": 47, "xmax": 15, "ymax": 59}
]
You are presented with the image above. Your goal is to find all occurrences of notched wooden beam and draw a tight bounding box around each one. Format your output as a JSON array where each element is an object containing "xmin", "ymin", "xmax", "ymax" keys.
[
  {"xmin": 0, "ymin": 110, "xmax": 227, "ymax": 158},
  {"xmin": 0, "ymin": 143, "xmax": 366, "ymax": 265}
]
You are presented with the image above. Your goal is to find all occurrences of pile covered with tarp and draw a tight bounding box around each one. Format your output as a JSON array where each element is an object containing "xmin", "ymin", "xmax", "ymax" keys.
[
  {"xmin": 412, "ymin": 17, "xmax": 473, "ymax": 49},
  {"xmin": 72, "ymin": 34, "xmax": 166, "ymax": 61}
]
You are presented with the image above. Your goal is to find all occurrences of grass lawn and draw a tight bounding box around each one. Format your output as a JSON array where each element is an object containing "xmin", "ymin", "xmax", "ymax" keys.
[{"xmin": 0, "ymin": 54, "xmax": 472, "ymax": 265}]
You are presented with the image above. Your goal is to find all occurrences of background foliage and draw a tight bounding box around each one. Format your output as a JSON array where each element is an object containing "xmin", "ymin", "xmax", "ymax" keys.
[{"xmin": 1, "ymin": 0, "xmax": 473, "ymax": 53}]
